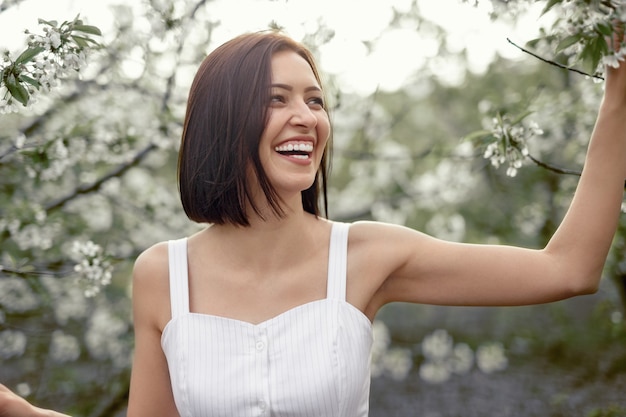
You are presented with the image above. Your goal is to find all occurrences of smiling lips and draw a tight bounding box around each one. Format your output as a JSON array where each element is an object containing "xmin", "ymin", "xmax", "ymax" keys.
[{"xmin": 274, "ymin": 141, "xmax": 314, "ymax": 160}]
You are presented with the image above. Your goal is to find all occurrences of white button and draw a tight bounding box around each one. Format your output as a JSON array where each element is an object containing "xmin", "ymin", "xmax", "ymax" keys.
[{"xmin": 256, "ymin": 341, "xmax": 264, "ymax": 351}]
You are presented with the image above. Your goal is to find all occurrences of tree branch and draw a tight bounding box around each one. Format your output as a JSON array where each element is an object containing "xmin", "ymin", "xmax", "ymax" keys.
[
  {"xmin": 45, "ymin": 143, "xmax": 156, "ymax": 213},
  {"xmin": 526, "ymin": 153, "xmax": 581, "ymax": 177},
  {"xmin": 506, "ymin": 38, "xmax": 605, "ymax": 81},
  {"xmin": 527, "ymin": 153, "xmax": 626, "ymax": 188}
]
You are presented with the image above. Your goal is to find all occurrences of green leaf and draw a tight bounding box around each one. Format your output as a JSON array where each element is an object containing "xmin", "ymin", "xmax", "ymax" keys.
[
  {"xmin": 580, "ymin": 36, "xmax": 607, "ymax": 74},
  {"xmin": 5, "ymin": 73, "xmax": 29, "ymax": 106},
  {"xmin": 14, "ymin": 46, "xmax": 44, "ymax": 65},
  {"xmin": 71, "ymin": 35, "xmax": 99, "ymax": 47},
  {"xmin": 596, "ymin": 23, "xmax": 613, "ymax": 37},
  {"xmin": 73, "ymin": 24, "xmax": 102, "ymax": 36},
  {"xmin": 18, "ymin": 74, "xmax": 41, "ymax": 89},
  {"xmin": 510, "ymin": 110, "xmax": 533, "ymax": 126},
  {"xmin": 463, "ymin": 129, "xmax": 492, "ymax": 142},
  {"xmin": 37, "ymin": 18, "xmax": 58, "ymax": 27},
  {"xmin": 556, "ymin": 34, "xmax": 582, "ymax": 53},
  {"xmin": 541, "ymin": 0, "xmax": 562, "ymax": 16},
  {"xmin": 525, "ymin": 37, "xmax": 542, "ymax": 49},
  {"xmin": 71, "ymin": 35, "xmax": 89, "ymax": 48}
]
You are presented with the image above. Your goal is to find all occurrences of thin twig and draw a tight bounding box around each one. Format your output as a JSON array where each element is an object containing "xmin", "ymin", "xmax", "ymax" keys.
[
  {"xmin": 506, "ymin": 38, "xmax": 605, "ymax": 81},
  {"xmin": 527, "ymin": 153, "xmax": 581, "ymax": 177},
  {"xmin": 527, "ymin": 153, "xmax": 626, "ymax": 189}
]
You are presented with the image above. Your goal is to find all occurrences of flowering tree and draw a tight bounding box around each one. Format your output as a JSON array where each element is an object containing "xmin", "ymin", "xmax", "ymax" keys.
[
  {"xmin": 0, "ymin": 2, "xmax": 205, "ymax": 414},
  {"xmin": 1, "ymin": 0, "xmax": 625, "ymax": 414}
]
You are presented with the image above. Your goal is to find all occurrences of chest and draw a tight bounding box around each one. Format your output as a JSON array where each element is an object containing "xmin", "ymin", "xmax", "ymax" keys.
[
  {"xmin": 161, "ymin": 300, "xmax": 373, "ymax": 417},
  {"xmin": 186, "ymin": 254, "xmax": 330, "ymax": 325}
]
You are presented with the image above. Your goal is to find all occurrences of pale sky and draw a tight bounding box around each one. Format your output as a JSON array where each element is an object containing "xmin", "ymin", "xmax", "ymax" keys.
[{"xmin": 0, "ymin": 0, "xmax": 545, "ymax": 94}]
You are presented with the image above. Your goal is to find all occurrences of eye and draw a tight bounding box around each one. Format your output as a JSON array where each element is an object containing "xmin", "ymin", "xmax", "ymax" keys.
[
  {"xmin": 307, "ymin": 96, "xmax": 325, "ymax": 108},
  {"xmin": 270, "ymin": 94, "xmax": 286, "ymax": 105}
]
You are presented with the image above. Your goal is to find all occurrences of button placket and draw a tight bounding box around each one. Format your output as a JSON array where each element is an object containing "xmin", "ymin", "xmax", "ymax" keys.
[{"xmin": 254, "ymin": 326, "xmax": 270, "ymax": 415}]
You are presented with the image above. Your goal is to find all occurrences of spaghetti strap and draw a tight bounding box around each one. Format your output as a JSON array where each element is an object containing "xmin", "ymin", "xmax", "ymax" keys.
[
  {"xmin": 167, "ymin": 238, "xmax": 190, "ymax": 318},
  {"xmin": 326, "ymin": 222, "xmax": 350, "ymax": 301}
]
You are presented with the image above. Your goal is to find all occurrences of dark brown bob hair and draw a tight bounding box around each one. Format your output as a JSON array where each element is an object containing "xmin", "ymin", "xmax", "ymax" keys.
[{"xmin": 178, "ymin": 31, "xmax": 331, "ymax": 226}]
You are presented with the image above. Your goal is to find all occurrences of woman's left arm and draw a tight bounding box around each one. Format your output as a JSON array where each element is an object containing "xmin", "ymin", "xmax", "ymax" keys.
[
  {"xmin": 358, "ymin": 61, "xmax": 626, "ymax": 310},
  {"xmin": 542, "ymin": 61, "xmax": 626, "ymax": 288}
]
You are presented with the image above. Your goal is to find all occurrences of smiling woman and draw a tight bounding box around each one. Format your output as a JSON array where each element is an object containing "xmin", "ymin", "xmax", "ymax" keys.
[
  {"xmin": 2, "ymin": 23, "xmax": 626, "ymax": 417},
  {"xmin": 177, "ymin": 33, "xmax": 331, "ymax": 227},
  {"xmin": 125, "ymin": 27, "xmax": 626, "ymax": 417},
  {"xmin": 258, "ymin": 50, "xmax": 330, "ymax": 202}
]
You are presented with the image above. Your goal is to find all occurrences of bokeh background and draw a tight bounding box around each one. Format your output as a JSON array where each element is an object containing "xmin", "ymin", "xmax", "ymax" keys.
[{"xmin": 1, "ymin": 0, "xmax": 625, "ymax": 416}]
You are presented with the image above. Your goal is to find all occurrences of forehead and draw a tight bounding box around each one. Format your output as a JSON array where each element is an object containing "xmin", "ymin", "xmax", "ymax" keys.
[{"xmin": 270, "ymin": 50, "xmax": 320, "ymax": 87}]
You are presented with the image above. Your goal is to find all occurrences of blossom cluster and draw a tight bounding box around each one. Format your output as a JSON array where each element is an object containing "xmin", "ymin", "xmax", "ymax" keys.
[
  {"xmin": 0, "ymin": 16, "xmax": 100, "ymax": 113},
  {"xmin": 371, "ymin": 321, "xmax": 413, "ymax": 380},
  {"xmin": 419, "ymin": 329, "xmax": 508, "ymax": 384},
  {"xmin": 85, "ymin": 306, "xmax": 132, "ymax": 368},
  {"xmin": 0, "ymin": 329, "xmax": 27, "ymax": 360},
  {"xmin": 482, "ymin": 114, "xmax": 543, "ymax": 177},
  {"xmin": 70, "ymin": 240, "xmax": 113, "ymax": 297},
  {"xmin": 371, "ymin": 323, "xmax": 509, "ymax": 384},
  {"xmin": 548, "ymin": 0, "xmax": 626, "ymax": 74},
  {"xmin": 0, "ymin": 278, "xmax": 40, "ymax": 313}
]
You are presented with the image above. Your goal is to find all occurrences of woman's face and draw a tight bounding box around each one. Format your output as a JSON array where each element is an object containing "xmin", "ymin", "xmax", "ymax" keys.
[{"xmin": 257, "ymin": 50, "xmax": 330, "ymax": 200}]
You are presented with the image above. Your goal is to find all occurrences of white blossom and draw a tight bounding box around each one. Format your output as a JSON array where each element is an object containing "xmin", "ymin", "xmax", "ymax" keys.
[
  {"xmin": 381, "ymin": 348, "xmax": 413, "ymax": 381},
  {"xmin": 476, "ymin": 342, "xmax": 508, "ymax": 374},
  {"xmin": 47, "ymin": 30, "xmax": 62, "ymax": 50},
  {"xmin": 71, "ymin": 240, "xmax": 114, "ymax": 297},
  {"xmin": 418, "ymin": 329, "xmax": 502, "ymax": 384},
  {"xmin": 14, "ymin": 133, "xmax": 26, "ymax": 149},
  {"xmin": 421, "ymin": 329, "xmax": 454, "ymax": 361},
  {"xmin": 40, "ymin": 275, "xmax": 88, "ymax": 325},
  {"xmin": 448, "ymin": 343, "xmax": 474, "ymax": 374},
  {"xmin": 15, "ymin": 383, "xmax": 31, "ymax": 397},
  {"xmin": 419, "ymin": 361, "xmax": 450, "ymax": 384},
  {"xmin": 611, "ymin": 310, "xmax": 623, "ymax": 325},
  {"xmin": 0, "ymin": 17, "xmax": 98, "ymax": 110},
  {"xmin": 85, "ymin": 306, "xmax": 131, "ymax": 368},
  {"xmin": 0, "ymin": 330, "xmax": 27, "ymax": 359},
  {"xmin": 481, "ymin": 115, "xmax": 542, "ymax": 177},
  {"xmin": 50, "ymin": 330, "xmax": 81, "ymax": 363},
  {"xmin": 0, "ymin": 278, "xmax": 39, "ymax": 313},
  {"xmin": 370, "ymin": 320, "xmax": 413, "ymax": 380}
]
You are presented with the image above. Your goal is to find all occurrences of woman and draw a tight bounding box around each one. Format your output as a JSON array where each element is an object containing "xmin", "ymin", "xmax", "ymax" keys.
[
  {"xmin": 126, "ymin": 31, "xmax": 626, "ymax": 417},
  {"xmin": 3, "ymin": 30, "xmax": 625, "ymax": 417}
]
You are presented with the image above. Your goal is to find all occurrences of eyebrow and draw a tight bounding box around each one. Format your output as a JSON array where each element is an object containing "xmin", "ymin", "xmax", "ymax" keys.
[{"xmin": 271, "ymin": 83, "xmax": 322, "ymax": 93}]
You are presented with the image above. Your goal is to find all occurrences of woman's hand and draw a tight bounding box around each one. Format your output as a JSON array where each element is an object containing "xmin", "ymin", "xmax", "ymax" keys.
[
  {"xmin": 0, "ymin": 385, "xmax": 71, "ymax": 417},
  {"xmin": 603, "ymin": 22, "xmax": 626, "ymax": 109}
]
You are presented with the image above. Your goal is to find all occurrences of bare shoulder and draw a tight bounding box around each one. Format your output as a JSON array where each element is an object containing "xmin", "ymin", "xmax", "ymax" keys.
[
  {"xmin": 132, "ymin": 241, "xmax": 171, "ymax": 330},
  {"xmin": 348, "ymin": 220, "xmax": 425, "ymax": 248},
  {"xmin": 133, "ymin": 241, "xmax": 170, "ymax": 282},
  {"xmin": 347, "ymin": 220, "xmax": 431, "ymax": 273},
  {"xmin": 345, "ymin": 221, "xmax": 430, "ymax": 316}
]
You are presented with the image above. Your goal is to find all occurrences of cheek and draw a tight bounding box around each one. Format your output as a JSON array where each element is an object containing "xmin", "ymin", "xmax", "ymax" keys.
[{"xmin": 317, "ymin": 114, "xmax": 331, "ymax": 145}]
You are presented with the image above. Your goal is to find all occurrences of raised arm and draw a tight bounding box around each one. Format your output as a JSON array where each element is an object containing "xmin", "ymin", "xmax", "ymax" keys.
[{"xmin": 353, "ymin": 60, "xmax": 626, "ymax": 314}]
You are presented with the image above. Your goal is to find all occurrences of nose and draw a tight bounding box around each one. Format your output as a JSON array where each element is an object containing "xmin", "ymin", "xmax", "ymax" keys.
[{"xmin": 290, "ymin": 101, "xmax": 317, "ymax": 129}]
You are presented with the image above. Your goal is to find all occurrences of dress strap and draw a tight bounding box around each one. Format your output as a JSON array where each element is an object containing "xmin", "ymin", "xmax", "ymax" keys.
[
  {"xmin": 326, "ymin": 222, "xmax": 350, "ymax": 301},
  {"xmin": 167, "ymin": 238, "xmax": 190, "ymax": 318}
]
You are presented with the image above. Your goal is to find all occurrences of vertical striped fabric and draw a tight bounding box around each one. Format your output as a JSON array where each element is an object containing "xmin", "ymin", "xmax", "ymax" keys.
[{"xmin": 161, "ymin": 222, "xmax": 373, "ymax": 417}]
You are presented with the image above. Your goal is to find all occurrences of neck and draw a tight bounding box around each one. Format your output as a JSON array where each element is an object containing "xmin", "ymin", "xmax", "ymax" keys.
[{"xmin": 206, "ymin": 208, "xmax": 325, "ymax": 273}]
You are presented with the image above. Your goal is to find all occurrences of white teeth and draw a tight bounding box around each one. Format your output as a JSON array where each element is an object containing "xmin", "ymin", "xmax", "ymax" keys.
[{"xmin": 274, "ymin": 143, "xmax": 314, "ymax": 153}]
